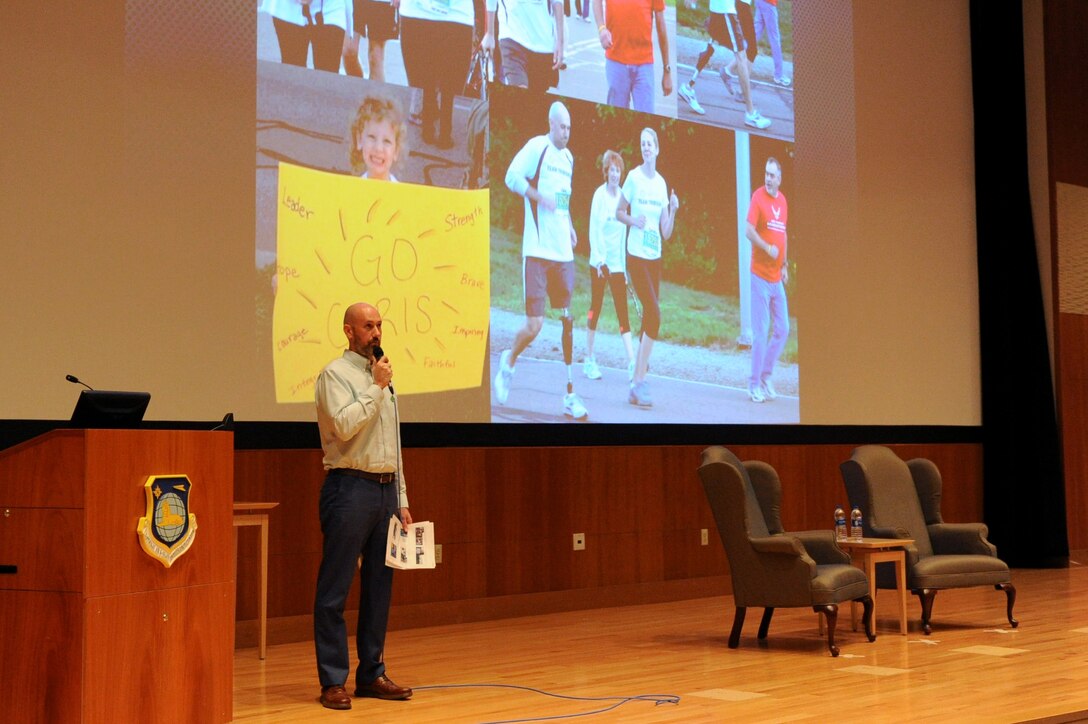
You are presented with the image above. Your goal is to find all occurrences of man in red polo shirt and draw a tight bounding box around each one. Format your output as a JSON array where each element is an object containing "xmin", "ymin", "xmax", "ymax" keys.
[{"xmin": 745, "ymin": 156, "xmax": 788, "ymax": 403}]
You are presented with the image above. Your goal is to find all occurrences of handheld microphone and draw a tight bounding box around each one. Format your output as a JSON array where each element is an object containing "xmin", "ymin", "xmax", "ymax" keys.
[
  {"xmin": 372, "ymin": 345, "xmax": 394, "ymax": 395},
  {"xmin": 65, "ymin": 374, "xmax": 94, "ymax": 391}
]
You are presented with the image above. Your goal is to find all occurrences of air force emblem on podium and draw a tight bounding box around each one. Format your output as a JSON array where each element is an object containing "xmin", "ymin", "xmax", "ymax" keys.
[{"xmin": 137, "ymin": 474, "xmax": 198, "ymax": 567}]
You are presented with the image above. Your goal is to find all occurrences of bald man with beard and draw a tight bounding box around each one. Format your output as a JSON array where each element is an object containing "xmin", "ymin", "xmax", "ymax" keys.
[
  {"xmin": 495, "ymin": 102, "xmax": 590, "ymax": 420},
  {"xmin": 313, "ymin": 302, "xmax": 414, "ymax": 710}
]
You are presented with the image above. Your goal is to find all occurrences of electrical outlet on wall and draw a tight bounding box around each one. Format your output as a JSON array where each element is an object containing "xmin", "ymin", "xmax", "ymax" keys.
[
  {"xmin": 435, "ymin": 544, "xmax": 443, "ymax": 563},
  {"xmin": 573, "ymin": 533, "xmax": 585, "ymax": 551},
  {"xmin": 701, "ymin": 528, "xmax": 709, "ymax": 546}
]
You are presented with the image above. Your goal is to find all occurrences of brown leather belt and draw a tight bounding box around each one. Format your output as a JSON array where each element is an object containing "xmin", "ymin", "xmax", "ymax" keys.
[{"xmin": 331, "ymin": 468, "xmax": 397, "ymax": 484}]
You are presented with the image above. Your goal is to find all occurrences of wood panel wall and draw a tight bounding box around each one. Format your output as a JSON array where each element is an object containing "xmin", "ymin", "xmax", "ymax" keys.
[
  {"xmin": 1046, "ymin": 0, "xmax": 1088, "ymax": 554},
  {"xmin": 1058, "ymin": 314, "xmax": 1088, "ymax": 553},
  {"xmin": 233, "ymin": 442, "xmax": 984, "ymax": 644}
]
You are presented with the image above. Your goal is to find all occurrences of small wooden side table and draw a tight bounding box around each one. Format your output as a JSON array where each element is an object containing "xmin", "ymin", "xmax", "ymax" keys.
[
  {"xmin": 233, "ymin": 502, "xmax": 280, "ymax": 659},
  {"xmin": 838, "ymin": 537, "xmax": 914, "ymax": 635}
]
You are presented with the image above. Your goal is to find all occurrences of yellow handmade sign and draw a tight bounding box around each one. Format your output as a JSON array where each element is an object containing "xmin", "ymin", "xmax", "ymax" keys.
[{"xmin": 272, "ymin": 163, "xmax": 490, "ymax": 402}]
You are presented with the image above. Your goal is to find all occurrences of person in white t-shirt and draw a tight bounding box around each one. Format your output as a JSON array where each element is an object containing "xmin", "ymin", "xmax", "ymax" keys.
[
  {"xmin": 482, "ymin": 0, "xmax": 565, "ymax": 92},
  {"xmin": 494, "ymin": 101, "xmax": 589, "ymax": 420},
  {"xmin": 616, "ymin": 127, "xmax": 679, "ymax": 408},
  {"xmin": 348, "ymin": 96, "xmax": 406, "ymax": 182},
  {"xmin": 583, "ymin": 149, "xmax": 636, "ymax": 382}
]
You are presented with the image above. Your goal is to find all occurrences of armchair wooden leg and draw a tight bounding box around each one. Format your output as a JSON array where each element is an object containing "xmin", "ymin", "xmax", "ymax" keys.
[
  {"xmin": 996, "ymin": 583, "xmax": 1018, "ymax": 628},
  {"xmin": 914, "ymin": 588, "xmax": 937, "ymax": 635},
  {"xmin": 857, "ymin": 594, "xmax": 876, "ymax": 642},
  {"xmin": 757, "ymin": 608, "xmax": 775, "ymax": 640},
  {"xmin": 729, "ymin": 607, "xmax": 747, "ymax": 649},
  {"xmin": 813, "ymin": 604, "xmax": 840, "ymax": 657}
]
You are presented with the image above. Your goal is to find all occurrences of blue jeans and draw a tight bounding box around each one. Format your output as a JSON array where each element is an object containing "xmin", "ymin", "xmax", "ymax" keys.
[
  {"xmin": 605, "ymin": 58, "xmax": 654, "ymax": 113},
  {"xmin": 313, "ymin": 470, "xmax": 398, "ymax": 688},
  {"xmin": 749, "ymin": 274, "xmax": 789, "ymax": 388},
  {"xmin": 753, "ymin": 0, "xmax": 785, "ymax": 80}
]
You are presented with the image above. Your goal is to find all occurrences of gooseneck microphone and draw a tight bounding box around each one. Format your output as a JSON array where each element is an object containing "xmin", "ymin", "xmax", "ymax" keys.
[
  {"xmin": 211, "ymin": 412, "xmax": 235, "ymax": 432},
  {"xmin": 65, "ymin": 374, "xmax": 94, "ymax": 391},
  {"xmin": 371, "ymin": 345, "xmax": 394, "ymax": 395}
]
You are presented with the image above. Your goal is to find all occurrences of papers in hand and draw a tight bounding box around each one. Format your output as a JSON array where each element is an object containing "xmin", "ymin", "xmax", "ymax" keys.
[{"xmin": 385, "ymin": 517, "xmax": 436, "ymax": 570}]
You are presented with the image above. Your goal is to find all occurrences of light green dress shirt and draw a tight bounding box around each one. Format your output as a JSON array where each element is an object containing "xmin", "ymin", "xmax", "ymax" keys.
[{"xmin": 315, "ymin": 350, "xmax": 408, "ymax": 508}]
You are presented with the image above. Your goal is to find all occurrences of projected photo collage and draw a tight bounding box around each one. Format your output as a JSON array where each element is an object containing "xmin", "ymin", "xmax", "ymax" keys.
[{"xmin": 256, "ymin": 0, "xmax": 797, "ymax": 425}]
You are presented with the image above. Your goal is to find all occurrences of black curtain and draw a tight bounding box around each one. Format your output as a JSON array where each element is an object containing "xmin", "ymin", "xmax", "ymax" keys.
[{"xmin": 970, "ymin": 1, "xmax": 1068, "ymax": 567}]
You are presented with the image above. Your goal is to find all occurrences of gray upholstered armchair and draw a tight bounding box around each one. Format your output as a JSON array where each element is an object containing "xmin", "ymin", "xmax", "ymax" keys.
[
  {"xmin": 840, "ymin": 444, "xmax": 1017, "ymax": 634},
  {"xmin": 698, "ymin": 446, "xmax": 875, "ymax": 656}
]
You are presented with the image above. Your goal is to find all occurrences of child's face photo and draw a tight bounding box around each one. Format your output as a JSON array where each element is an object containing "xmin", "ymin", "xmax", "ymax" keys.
[{"xmin": 356, "ymin": 119, "xmax": 400, "ymax": 180}]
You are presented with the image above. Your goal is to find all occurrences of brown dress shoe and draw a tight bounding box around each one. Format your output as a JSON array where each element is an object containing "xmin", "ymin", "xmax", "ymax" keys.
[
  {"xmin": 320, "ymin": 684, "xmax": 352, "ymax": 710},
  {"xmin": 355, "ymin": 674, "xmax": 413, "ymax": 700}
]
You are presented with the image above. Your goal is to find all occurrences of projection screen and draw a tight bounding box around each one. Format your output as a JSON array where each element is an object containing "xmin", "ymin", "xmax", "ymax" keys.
[{"xmin": 0, "ymin": 0, "xmax": 981, "ymax": 433}]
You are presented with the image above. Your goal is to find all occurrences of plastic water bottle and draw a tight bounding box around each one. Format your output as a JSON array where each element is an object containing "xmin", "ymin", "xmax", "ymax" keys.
[
  {"xmin": 850, "ymin": 505, "xmax": 864, "ymax": 542},
  {"xmin": 834, "ymin": 504, "xmax": 847, "ymax": 542}
]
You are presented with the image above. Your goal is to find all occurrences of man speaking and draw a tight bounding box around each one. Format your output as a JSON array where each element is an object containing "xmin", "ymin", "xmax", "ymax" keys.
[{"xmin": 313, "ymin": 302, "xmax": 413, "ymax": 710}]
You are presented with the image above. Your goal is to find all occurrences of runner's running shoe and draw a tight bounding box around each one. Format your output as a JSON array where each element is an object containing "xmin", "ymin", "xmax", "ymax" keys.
[
  {"xmin": 748, "ymin": 385, "xmax": 766, "ymax": 403},
  {"xmin": 628, "ymin": 381, "xmax": 653, "ymax": 407},
  {"xmin": 720, "ymin": 74, "xmax": 737, "ymax": 99},
  {"xmin": 719, "ymin": 63, "xmax": 741, "ymax": 100},
  {"xmin": 745, "ymin": 109, "xmax": 772, "ymax": 129},
  {"xmin": 761, "ymin": 380, "xmax": 777, "ymax": 400},
  {"xmin": 583, "ymin": 356, "xmax": 602, "ymax": 380},
  {"xmin": 564, "ymin": 392, "xmax": 589, "ymax": 419},
  {"xmin": 493, "ymin": 349, "xmax": 514, "ymax": 404},
  {"xmin": 678, "ymin": 83, "xmax": 706, "ymax": 114}
]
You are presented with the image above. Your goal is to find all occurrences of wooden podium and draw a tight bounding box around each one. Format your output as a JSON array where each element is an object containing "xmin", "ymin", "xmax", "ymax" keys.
[{"xmin": 0, "ymin": 429, "xmax": 234, "ymax": 723}]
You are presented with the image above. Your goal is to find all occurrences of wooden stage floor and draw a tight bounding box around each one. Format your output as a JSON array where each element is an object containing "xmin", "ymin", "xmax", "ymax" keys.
[{"xmin": 234, "ymin": 565, "xmax": 1088, "ymax": 723}]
